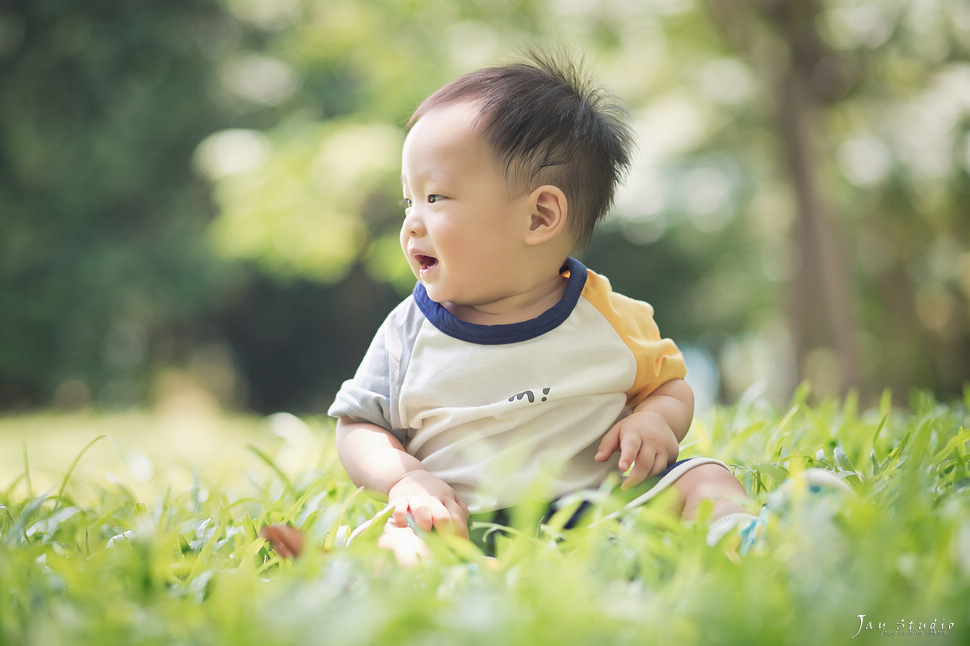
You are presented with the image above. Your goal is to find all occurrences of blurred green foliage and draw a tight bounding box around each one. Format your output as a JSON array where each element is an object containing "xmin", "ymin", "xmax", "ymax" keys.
[
  {"xmin": 2, "ymin": 0, "xmax": 969, "ymax": 412},
  {"xmin": 1, "ymin": 392, "xmax": 968, "ymax": 645},
  {"xmin": 0, "ymin": 0, "xmax": 235, "ymax": 406}
]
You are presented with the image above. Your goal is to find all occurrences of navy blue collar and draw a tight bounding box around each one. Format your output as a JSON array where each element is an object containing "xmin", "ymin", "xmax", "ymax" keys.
[{"xmin": 412, "ymin": 257, "xmax": 588, "ymax": 345}]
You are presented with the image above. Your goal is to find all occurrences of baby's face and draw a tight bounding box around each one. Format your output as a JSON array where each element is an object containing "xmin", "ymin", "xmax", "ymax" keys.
[{"xmin": 400, "ymin": 102, "xmax": 535, "ymax": 315}]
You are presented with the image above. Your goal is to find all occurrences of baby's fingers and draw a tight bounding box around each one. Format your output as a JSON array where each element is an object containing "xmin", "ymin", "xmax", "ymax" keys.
[
  {"xmin": 617, "ymin": 432, "xmax": 643, "ymax": 472},
  {"xmin": 621, "ymin": 450, "xmax": 658, "ymax": 490},
  {"xmin": 425, "ymin": 499, "xmax": 465, "ymax": 537},
  {"xmin": 595, "ymin": 426, "xmax": 621, "ymax": 462},
  {"xmin": 392, "ymin": 497, "xmax": 419, "ymax": 530},
  {"xmin": 441, "ymin": 499, "xmax": 469, "ymax": 538},
  {"xmin": 405, "ymin": 497, "xmax": 437, "ymax": 532}
]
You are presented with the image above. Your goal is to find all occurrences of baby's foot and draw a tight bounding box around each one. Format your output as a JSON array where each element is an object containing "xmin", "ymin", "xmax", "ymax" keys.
[{"xmin": 710, "ymin": 468, "xmax": 855, "ymax": 555}]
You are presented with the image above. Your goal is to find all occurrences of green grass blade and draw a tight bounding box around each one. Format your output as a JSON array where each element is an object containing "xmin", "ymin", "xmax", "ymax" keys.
[
  {"xmin": 323, "ymin": 487, "xmax": 365, "ymax": 552},
  {"xmin": 933, "ymin": 427, "xmax": 970, "ymax": 463},
  {"xmin": 4, "ymin": 494, "xmax": 49, "ymax": 546},
  {"xmin": 22, "ymin": 441, "xmax": 32, "ymax": 499},
  {"xmin": 56, "ymin": 434, "xmax": 114, "ymax": 502},
  {"xmin": 871, "ymin": 410, "xmax": 890, "ymax": 448},
  {"xmin": 247, "ymin": 444, "xmax": 293, "ymax": 492}
]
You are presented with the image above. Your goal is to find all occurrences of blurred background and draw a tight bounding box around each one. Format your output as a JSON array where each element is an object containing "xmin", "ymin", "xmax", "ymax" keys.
[{"xmin": 1, "ymin": 0, "xmax": 968, "ymax": 417}]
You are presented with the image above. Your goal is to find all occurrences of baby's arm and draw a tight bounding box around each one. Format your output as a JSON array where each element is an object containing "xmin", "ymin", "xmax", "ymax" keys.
[
  {"xmin": 335, "ymin": 417, "xmax": 469, "ymax": 537},
  {"xmin": 593, "ymin": 378, "xmax": 695, "ymax": 489}
]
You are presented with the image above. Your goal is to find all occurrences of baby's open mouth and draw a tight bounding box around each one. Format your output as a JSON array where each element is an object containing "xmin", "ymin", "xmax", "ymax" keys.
[{"xmin": 415, "ymin": 254, "xmax": 438, "ymax": 271}]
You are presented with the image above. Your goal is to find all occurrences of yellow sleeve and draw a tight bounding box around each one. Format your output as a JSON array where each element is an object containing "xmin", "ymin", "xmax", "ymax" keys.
[{"xmin": 581, "ymin": 270, "xmax": 687, "ymax": 407}]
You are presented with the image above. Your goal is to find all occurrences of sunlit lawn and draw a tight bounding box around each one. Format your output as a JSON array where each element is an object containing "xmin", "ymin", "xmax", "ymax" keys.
[{"xmin": 2, "ymin": 388, "xmax": 969, "ymax": 645}]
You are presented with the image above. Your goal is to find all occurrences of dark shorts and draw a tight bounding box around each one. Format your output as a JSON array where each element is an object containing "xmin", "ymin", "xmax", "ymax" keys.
[{"xmin": 468, "ymin": 456, "xmax": 728, "ymax": 554}]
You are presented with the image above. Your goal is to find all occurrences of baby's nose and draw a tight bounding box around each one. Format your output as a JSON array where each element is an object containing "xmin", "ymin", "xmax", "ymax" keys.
[{"xmin": 403, "ymin": 212, "xmax": 425, "ymax": 236}]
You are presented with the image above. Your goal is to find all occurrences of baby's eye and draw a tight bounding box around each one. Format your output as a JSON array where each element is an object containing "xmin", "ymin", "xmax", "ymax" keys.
[
  {"xmin": 427, "ymin": 195, "xmax": 444, "ymax": 204},
  {"xmin": 399, "ymin": 198, "xmax": 413, "ymax": 210}
]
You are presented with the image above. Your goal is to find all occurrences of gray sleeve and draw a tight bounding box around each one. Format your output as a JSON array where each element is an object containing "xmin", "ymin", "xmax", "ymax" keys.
[{"xmin": 327, "ymin": 297, "xmax": 423, "ymax": 443}]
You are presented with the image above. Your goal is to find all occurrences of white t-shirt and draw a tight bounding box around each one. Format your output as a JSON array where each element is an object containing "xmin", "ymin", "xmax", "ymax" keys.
[{"xmin": 329, "ymin": 258, "xmax": 687, "ymax": 512}]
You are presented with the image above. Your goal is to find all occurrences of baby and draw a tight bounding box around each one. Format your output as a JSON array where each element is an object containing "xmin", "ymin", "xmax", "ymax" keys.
[{"xmin": 328, "ymin": 51, "xmax": 756, "ymax": 565}]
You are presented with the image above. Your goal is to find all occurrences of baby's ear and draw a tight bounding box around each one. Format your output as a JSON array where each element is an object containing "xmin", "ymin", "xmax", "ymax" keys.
[{"xmin": 525, "ymin": 185, "xmax": 568, "ymax": 245}]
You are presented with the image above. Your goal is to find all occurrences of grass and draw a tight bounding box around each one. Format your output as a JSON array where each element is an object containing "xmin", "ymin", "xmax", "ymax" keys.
[{"xmin": 1, "ymin": 387, "xmax": 969, "ymax": 645}]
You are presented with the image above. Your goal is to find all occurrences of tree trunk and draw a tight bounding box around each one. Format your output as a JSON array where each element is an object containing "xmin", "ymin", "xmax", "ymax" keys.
[
  {"xmin": 777, "ymin": 58, "xmax": 860, "ymax": 395},
  {"xmin": 708, "ymin": 0, "xmax": 861, "ymax": 396},
  {"xmin": 771, "ymin": 0, "xmax": 860, "ymax": 395}
]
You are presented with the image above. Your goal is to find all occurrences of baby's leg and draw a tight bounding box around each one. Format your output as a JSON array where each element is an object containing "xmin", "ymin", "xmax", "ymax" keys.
[
  {"xmin": 671, "ymin": 463, "xmax": 763, "ymax": 550},
  {"xmin": 672, "ymin": 462, "xmax": 750, "ymax": 520}
]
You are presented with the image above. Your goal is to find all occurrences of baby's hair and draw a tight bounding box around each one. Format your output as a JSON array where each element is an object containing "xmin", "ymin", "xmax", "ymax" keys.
[{"xmin": 406, "ymin": 49, "xmax": 634, "ymax": 249}]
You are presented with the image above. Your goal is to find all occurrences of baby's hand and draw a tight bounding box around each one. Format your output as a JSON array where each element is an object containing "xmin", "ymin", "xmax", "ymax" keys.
[
  {"xmin": 378, "ymin": 516, "xmax": 433, "ymax": 567},
  {"xmin": 594, "ymin": 410, "xmax": 680, "ymax": 489},
  {"xmin": 387, "ymin": 470, "xmax": 469, "ymax": 538}
]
